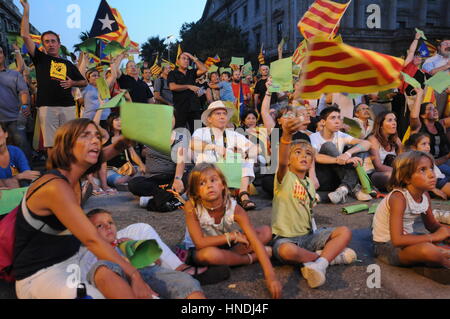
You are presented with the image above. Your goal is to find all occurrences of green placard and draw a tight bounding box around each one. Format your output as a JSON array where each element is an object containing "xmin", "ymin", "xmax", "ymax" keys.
[
  {"xmin": 216, "ymin": 153, "xmax": 243, "ymax": 189},
  {"xmin": 343, "ymin": 117, "xmax": 362, "ymax": 138},
  {"xmin": 103, "ymin": 41, "xmax": 126, "ymax": 58},
  {"xmin": 96, "ymin": 77, "xmax": 111, "ymax": 100},
  {"xmin": 415, "ymin": 28, "xmax": 427, "ymax": 40},
  {"xmin": 401, "ymin": 72, "xmax": 421, "ymax": 89},
  {"xmin": 98, "ymin": 91, "xmax": 126, "ymax": 110},
  {"xmin": 356, "ymin": 165, "xmax": 373, "ymax": 194},
  {"xmin": 368, "ymin": 204, "xmax": 378, "ymax": 215},
  {"xmin": 77, "ymin": 38, "xmax": 97, "ymax": 55},
  {"xmin": 118, "ymin": 240, "xmax": 162, "ymax": 269},
  {"xmin": 219, "ymin": 67, "xmax": 232, "ymax": 75},
  {"xmin": 424, "ymin": 71, "xmax": 450, "ymax": 94},
  {"xmin": 230, "ymin": 57, "xmax": 245, "ymax": 66},
  {"xmin": 242, "ymin": 62, "xmax": 253, "ymax": 77},
  {"xmin": 208, "ymin": 65, "xmax": 219, "ymax": 73},
  {"xmin": 121, "ymin": 102, "xmax": 174, "ymax": 156},
  {"xmin": 0, "ymin": 187, "xmax": 28, "ymax": 215},
  {"xmin": 342, "ymin": 204, "xmax": 369, "ymax": 214},
  {"xmin": 269, "ymin": 57, "xmax": 293, "ymax": 93}
]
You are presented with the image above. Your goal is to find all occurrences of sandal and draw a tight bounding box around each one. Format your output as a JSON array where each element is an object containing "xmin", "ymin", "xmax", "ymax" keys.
[
  {"xmin": 92, "ymin": 187, "xmax": 106, "ymax": 196},
  {"xmin": 237, "ymin": 191, "xmax": 256, "ymax": 211},
  {"xmin": 104, "ymin": 187, "xmax": 118, "ymax": 195}
]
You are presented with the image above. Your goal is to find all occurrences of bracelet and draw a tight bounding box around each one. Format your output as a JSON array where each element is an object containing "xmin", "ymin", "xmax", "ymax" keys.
[
  {"xmin": 280, "ymin": 137, "xmax": 292, "ymax": 145},
  {"xmin": 14, "ymin": 50, "xmax": 20, "ymax": 53},
  {"xmin": 225, "ymin": 232, "xmax": 232, "ymax": 247}
]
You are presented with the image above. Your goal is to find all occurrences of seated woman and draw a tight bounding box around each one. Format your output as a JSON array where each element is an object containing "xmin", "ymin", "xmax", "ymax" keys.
[
  {"xmin": 105, "ymin": 114, "xmax": 146, "ymax": 190},
  {"xmin": 191, "ymin": 101, "xmax": 258, "ymax": 210},
  {"xmin": 0, "ymin": 123, "xmax": 39, "ymax": 189},
  {"xmin": 367, "ymin": 111, "xmax": 403, "ymax": 191}
]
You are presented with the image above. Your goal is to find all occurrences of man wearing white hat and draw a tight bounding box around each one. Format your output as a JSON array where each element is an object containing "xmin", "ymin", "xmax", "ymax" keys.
[{"xmin": 191, "ymin": 101, "xmax": 258, "ymax": 210}]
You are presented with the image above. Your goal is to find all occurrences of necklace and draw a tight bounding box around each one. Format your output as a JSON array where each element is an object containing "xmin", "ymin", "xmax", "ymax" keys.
[{"xmin": 202, "ymin": 201, "xmax": 223, "ymax": 211}]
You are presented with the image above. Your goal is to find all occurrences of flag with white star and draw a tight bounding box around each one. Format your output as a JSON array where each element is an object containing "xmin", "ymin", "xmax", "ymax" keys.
[{"xmin": 89, "ymin": 0, "xmax": 119, "ymax": 38}]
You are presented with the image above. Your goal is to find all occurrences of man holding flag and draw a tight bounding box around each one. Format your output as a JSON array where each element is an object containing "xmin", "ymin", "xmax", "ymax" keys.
[{"xmin": 19, "ymin": 0, "xmax": 87, "ymax": 149}]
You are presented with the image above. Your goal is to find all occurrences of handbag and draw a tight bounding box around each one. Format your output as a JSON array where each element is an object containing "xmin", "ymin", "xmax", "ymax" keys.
[{"xmin": 116, "ymin": 150, "xmax": 136, "ymax": 176}]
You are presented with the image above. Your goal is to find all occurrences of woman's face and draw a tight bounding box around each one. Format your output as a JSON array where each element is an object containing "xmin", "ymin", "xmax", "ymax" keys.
[
  {"xmin": 277, "ymin": 110, "xmax": 295, "ymax": 126},
  {"xmin": 198, "ymin": 169, "xmax": 225, "ymax": 203},
  {"xmin": 421, "ymin": 103, "xmax": 439, "ymax": 121},
  {"xmin": 210, "ymin": 73, "xmax": 219, "ymax": 83},
  {"xmin": 381, "ymin": 113, "xmax": 397, "ymax": 136},
  {"xmin": 113, "ymin": 117, "xmax": 121, "ymax": 132},
  {"xmin": 73, "ymin": 123, "xmax": 102, "ymax": 167},
  {"xmin": 88, "ymin": 71, "xmax": 100, "ymax": 86},
  {"xmin": 244, "ymin": 113, "xmax": 257, "ymax": 128},
  {"xmin": 416, "ymin": 136, "xmax": 431, "ymax": 153}
]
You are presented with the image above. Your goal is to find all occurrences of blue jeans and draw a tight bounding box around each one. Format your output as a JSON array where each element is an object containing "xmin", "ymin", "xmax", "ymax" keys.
[{"xmin": 88, "ymin": 260, "xmax": 203, "ymax": 299}]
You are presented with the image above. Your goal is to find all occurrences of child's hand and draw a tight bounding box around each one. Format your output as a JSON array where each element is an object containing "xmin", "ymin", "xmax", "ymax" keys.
[
  {"xmin": 266, "ymin": 278, "xmax": 282, "ymax": 299},
  {"xmin": 130, "ymin": 273, "xmax": 159, "ymax": 299},
  {"xmin": 431, "ymin": 227, "xmax": 450, "ymax": 242},
  {"xmin": 346, "ymin": 157, "xmax": 363, "ymax": 167},
  {"xmin": 233, "ymin": 232, "xmax": 249, "ymax": 248}
]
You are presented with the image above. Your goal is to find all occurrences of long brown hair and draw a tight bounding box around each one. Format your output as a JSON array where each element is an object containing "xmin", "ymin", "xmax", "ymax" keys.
[
  {"xmin": 187, "ymin": 163, "xmax": 232, "ymax": 209},
  {"xmin": 372, "ymin": 111, "xmax": 399, "ymax": 152},
  {"xmin": 47, "ymin": 118, "xmax": 103, "ymax": 175}
]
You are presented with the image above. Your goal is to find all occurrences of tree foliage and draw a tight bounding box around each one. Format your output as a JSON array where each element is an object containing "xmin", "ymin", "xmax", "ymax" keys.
[{"xmin": 140, "ymin": 36, "xmax": 168, "ymax": 64}]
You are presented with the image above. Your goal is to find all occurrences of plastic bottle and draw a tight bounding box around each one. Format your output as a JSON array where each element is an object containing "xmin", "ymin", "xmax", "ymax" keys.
[{"xmin": 17, "ymin": 105, "xmax": 28, "ymax": 131}]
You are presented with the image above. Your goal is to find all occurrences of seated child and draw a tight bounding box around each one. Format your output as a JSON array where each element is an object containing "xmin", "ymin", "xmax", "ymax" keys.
[
  {"xmin": 405, "ymin": 133, "xmax": 450, "ymax": 200},
  {"xmin": 372, "ymin": 151, "xmax": 450, "ymax": 268},
  {"xmin": 272, "ymin": 117, "xmax": 357, "ymax": 289},
  {"xmin": 82, "ymin": 209, "xmax": 206, "ymax": 299},
  {"xmin": 182, "ymin": 163, "xmax": 282, "ymax": 299}
]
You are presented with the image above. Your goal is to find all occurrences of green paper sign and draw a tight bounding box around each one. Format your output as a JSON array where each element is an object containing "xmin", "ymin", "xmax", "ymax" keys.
[
  {"xmin": 6, "ymin": 33, "xmax": 24, "ymax": 49},
  {"xmin": 356, "ymin": 165, "xmax": 373, "ymax": 194},
  {"xmin": 77, "ymin": 38, "xmax": 97, "ymax": 55},
  {"xmin": 347, "ymin": 93, "xmax": 363, "ymax": 100},
  {"xmin": 208, "ymin": 65, "xmax": 219, "ymax": 73},
  {"xmin": 242, "ymin": 62, "xmax": 253, "ymax": 77},
  {"xmin": 230, "ymin": 57, "xmax": 245, "ymax": 66},
  {"xmin": 269, "ymin": 57, "xmax": 293, "ymax": 93},
  {"xmin": 96, "ymin": 77, "xmax": 111, "ymax": 100},
  {"xmin": 415, "ymin": 28, "xmax": 427, "ymax": 40},
  {"xmin": 119, "ymin": 240, "xmax": 162, "ymax": 269},
  {"xmin": 343, "ymin": 117, "xmax": 362, "ymax": 139},
  {"xmin": 425, "ymin": 71, "xmax": 450, "ymax": 94},
  {"xmin": 401, "ymin": 72, "xmax": 421, "ymax": 89},
  {"xmin": 368, "ymin": 204, "xmax": 378, "ymax": 215},
  {"xmin": 103, "ymin": 41, "xmax": 126, "ymax": 58},
  {"xmin": 216, "ymin": 153, "xmax": 243, "ymax": 189},
  {"xmin": 0, "ymin": 187, "xmax": 28, "ymax": 215},
  {"xmin": 98, "ymin": 91, "xmax": 126, "ymax": 110},
  {"xmin": 121, "ymin": 102, "xmax": 174, "ymax": 156},
  {"xmin": 342, "ymin": 204, "xmax": 369, "ymax": 215},
  {"xmin": 219, "ymin": 67, "xmax": 232, "ymax": 75}
]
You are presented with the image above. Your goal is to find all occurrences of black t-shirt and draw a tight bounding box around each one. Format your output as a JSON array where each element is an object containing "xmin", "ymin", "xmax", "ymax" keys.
[
  {"xmin": 31, "ymin": 49, "xmax": 85, "ymax": 107},
  {"xmin": 118, "ymin": 75, "xmax": 153, "ymax": 103},
  {"xmin": 254, "ymin": 78, "xmax": 278, "ymax": 110},
  {"xmin": 167, "ymin": 68, "xmax": 201, "ymax": 111}
]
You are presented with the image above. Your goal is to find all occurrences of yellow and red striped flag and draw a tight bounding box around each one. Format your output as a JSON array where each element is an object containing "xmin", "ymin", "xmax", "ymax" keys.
[
  {"xmin": 258, "ymin": 45, "xmax": 265, "ymax": 65},
  {"xmin": 298, "ymin": 0, "xmax": 350, "ymax": 40},
  {"xmin": 204, "ymin": 55, "xmax": 221, "ymax": 68},
  {"xmin": 150, "ymin": 55, "xmax": 162, "ymax": 76},
  {"xmin": 298, "ymin": 38, "xmax": 404, "ymax": 99},
  {"xmin": 96, "ymin": 7, "xmax": 131, "ymax": 48},
  {"xmin": 162, "ymin": 59, "xmax": 176, "ymax": 70},
  {"xmin": 292, "ymin": 40, "xmax": 308, "ymax": 66}
]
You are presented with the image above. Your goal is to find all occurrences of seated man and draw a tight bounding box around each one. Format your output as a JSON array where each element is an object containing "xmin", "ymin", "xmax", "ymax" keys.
[
  {"xmin": 80, "ymin": 209, "xmax": 206, "ymax": 299},
  {"xmin": 0, "ymin": 122, "xmax": 39, "ymax": 189},
  {"xmin": 309, "ymin": 106, "xmax": 372, "ymax": 204}
]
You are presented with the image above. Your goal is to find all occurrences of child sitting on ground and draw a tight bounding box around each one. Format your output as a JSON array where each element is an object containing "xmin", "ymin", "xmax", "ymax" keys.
[
  {"xmin": 405, "ymin": 133, "xmax": 450, "ymax": 200},
  {"xmin": 272, "ymin": 117, "xmax": 357, "ymax": 289},
  {"xmin": 82, "ymin": 209, "xmax": 206, "ymax": 299},
  {"xmin": 182, "ymin": 163, "xmax": 282, "ymax": 299},
  {"xmin": 372, "ymin": 151, "xmax": 450, "ymax": 268}
]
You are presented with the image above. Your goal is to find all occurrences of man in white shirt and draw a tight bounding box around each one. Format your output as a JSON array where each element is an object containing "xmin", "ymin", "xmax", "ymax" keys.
[{"xmin": 310, "ymin": 106, "xmax": 372, "ymax": 204}]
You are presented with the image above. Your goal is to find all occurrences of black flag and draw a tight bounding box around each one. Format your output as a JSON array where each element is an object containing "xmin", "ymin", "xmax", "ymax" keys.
[{"xmin": 89, "ymin": 0, "xmax": 119, "ymax": 38}]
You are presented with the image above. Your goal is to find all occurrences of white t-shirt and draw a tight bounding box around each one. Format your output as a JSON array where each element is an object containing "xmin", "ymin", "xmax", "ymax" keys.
[
  {"xmin": 309, "ymin": 131, "xmax": 354, "ymax": 154},
  {"xmin": 423, "ymin": 54, "xmax": 449, "ymax": 74}
]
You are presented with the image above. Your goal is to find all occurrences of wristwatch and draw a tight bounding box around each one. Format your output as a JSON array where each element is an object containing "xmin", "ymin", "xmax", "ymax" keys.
[{"xmin": 175, "ymin": 176, "xmax": 182, "ymax": 180}]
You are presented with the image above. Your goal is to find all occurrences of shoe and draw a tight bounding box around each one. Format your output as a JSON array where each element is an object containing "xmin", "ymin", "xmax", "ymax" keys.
[
  {"xmin": 328, "ymin": 186, "xmax": 349, "ymax": 204},
  {"xmin": 433, "ymin": 209, "xmax": 450, "ymax": 225},
  {"xmin": 316, "ymin": 248, "xmax": 357, "ymax": 266},
  {"xmin": 139, "ymin": 196, "xmax": 153, "ymax": 208},
  {"xmin": 165, "ymin": 198, "xmax": 183, "ymax": 211},
  {"xmin": 301, "ymin": 261, "xmax": 327, "ymax": 288},
  {"xmin": 115, "ymin": 183, "xmax": 129, "ymax": 192},
  {"xmin": 354, "ymin": 189, "xmax": 372, "ymax": 202}
]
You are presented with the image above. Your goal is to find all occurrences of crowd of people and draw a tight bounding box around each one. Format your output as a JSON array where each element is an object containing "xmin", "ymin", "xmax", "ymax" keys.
[{"xmin": 0, "ymin": 0, "xmax": 449, "ymax": 299}]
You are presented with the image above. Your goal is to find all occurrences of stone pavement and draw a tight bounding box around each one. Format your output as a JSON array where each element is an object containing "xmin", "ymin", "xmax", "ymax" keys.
[{"xmin": 1, "ymin": 190, "xmax": 449, "ymax": 299}]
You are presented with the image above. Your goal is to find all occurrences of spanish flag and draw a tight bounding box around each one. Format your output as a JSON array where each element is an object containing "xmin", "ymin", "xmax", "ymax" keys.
[
  {"xmin": 298, "ymin": 38, "xmax": 404, "ymax": 99},
  {"xmin": 298, "ymin": 0, "xmax": 350, "ymax": 40}
]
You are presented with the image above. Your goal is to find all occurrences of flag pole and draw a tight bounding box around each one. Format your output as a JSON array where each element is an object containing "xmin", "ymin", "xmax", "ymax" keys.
[{"xmin": 328, "ymin": 0, "xmax": 352, "ymax": 40}]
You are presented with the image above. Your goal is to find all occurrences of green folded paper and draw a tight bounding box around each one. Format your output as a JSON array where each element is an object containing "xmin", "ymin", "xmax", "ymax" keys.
[
  {"xmin": 118, "ymin": 240, "xmax": 162, "ymax": 269},
  {"xmin": 425, "ymin": 71, "xmax": 450, "ymax": 94},
  {"xmin": 269, "ymin": 57, "xmax": 293, "ymax": 93},
  {"xmin": 343, "ymin": 117, "xmax": 362, "ymax": 138},
  {"xmin": 356, "ymin": 165, "xmax": 373, "ymax": 194},
  {"xmin": 347, "ymin": 93, "xmax": 363, "ymax": 100},
  {"xmin": 121, "ymin": 102, "xmax": 174, "ymax": 156},
  {"xmin": 368, "ymin": 204, "xmax": 378, "ymax": 215},
  {"xmin": 401, "ymin": 72, "xmax": 421, "ymax": 89},
  {"xmin": 415, "ymin": 28, "xmax": 427, "ymax": 40},
  {"xmin": 6, "ymin": 33, "xmax": 24, "ymax": 49},
  {"xmin": 216, "ymin": 153, "xmax": 243, "ymax": 189},
  {"xmin": 0, "ymin": 187, "xmax": 28, "ymax": 215},
  {"xmin": 342, "ymin": 204, "xmax": 369, "ymax": 215},
  {"xmin": 219, "ymin": 67, "xmax": 232, "ymax": 75},
  {"xmin": 98, "ymin": 91, "xmax": 126, "ymax": 110},
  {"xmin": 230, "ymin": 57, "xmax": 245, "ymax": 66},
  {"xmin": 103, "ymin": 41, "xmax": 126, "ymax": 58},
  {"xmin": 208, "ymin": 65, "xmax": 219, "ymax": 73},
  {"xmin": 96, "ymin": 78, "xmax": 111, "ymax": 100},
  {"xmin": 77, "ymin": 38, "xmax": 97, "ymax": 55},
  {"xmin": 242, "ymin": 62, "xmax": 253, "ymax": 77}
]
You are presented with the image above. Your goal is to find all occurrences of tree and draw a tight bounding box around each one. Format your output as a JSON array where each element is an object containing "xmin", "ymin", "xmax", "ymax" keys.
[
  {"xmin": 179, "ymin": 20, "xmax": 249, "ymax": 66},
  {"xmin": 140, "ymin": 36, "xmax": 168, "ymax": 64},
  {"xmin": 79, "ymin": 30, "xmax": 91, "ymax": 42}
]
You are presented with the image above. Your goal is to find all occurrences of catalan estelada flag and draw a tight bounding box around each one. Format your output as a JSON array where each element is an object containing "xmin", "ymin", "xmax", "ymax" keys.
[
  {"xmin": 150, "ymin": 55, "xmax": 162, "ymax": 76},
  {"xmin": 204, "ymin": 55, "xmax": 221, "ymax": 68},
  {"xmin": 298, "ymin": 38, "xmax": 404, "ymax": 99},
  {"xmin": 298, "ymin": 0, "xmax": 350, "ymax": 40},
  {"xmin": 96, "ymin": 7, "xmax": 131, "ymax": 48},
  {"xmin": 292, "ymin": 40, "xmax": 308, "ymax": 66}
]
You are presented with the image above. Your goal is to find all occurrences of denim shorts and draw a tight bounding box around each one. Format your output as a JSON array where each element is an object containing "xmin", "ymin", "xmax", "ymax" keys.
[
  {"xmin": 272, "ymin": 227, "xmax": 335, "ymax": 264},
  {"xmin": 437, "ymin": 177, "xmax": 449, "ymax": 190},
  {"xmin": 373, "ymin": 241, "xmax": 402, "ymax": 266},
  {"xmin": 88, "ymin": 260, "xmax": 203, "ymax": 299},
  {"xmin": 106, "ymin": 170, "xmax": 124, "ymax": 187}
]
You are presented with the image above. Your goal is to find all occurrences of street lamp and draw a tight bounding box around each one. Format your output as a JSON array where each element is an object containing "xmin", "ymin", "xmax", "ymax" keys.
[{"xmin": 166, "ymin": 35, "xmax": 174, "ymax": 61}]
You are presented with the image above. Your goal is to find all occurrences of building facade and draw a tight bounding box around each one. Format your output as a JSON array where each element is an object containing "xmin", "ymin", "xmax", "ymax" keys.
[
  {"xmin": 200, "ymin": 0, "xmax": 450, "ymax": 60},
  {"xmin": 0, "ymin": 0, "xmax": 40, "ymax": 62}
]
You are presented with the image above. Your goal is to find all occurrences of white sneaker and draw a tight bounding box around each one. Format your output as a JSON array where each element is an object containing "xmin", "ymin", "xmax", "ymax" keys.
[
  {"xmin": 301, "ymin": 261, "xmax": 327, "ymax": 288},
  {"xmin": 139, "ymin": 196, "xmax": 153, "ymax": 208},
  {"xmin": 433, "ymin": 209, "xmax": 450, "ymax": 225},
  {"xmin": 354, "ymin": 189, "xmax": 372, "ymax": 202},
  {"xmin": 316, "ymin": 248, "xmax": 357, "ymax": 266},
  {"xmin": 328, "ymin": 186, "xmax": 349, "ymax": 204}
]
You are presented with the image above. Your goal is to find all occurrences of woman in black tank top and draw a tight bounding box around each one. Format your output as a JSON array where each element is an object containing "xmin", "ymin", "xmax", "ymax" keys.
[{"xmin": 12, "ymin": 118, "xmax": 153, "ymax": 299}]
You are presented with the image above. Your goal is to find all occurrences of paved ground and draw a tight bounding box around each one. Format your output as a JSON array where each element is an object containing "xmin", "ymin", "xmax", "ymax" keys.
[{"xmin": 1, "ymin": 188, "xmax": 449, "ymax": 299}]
